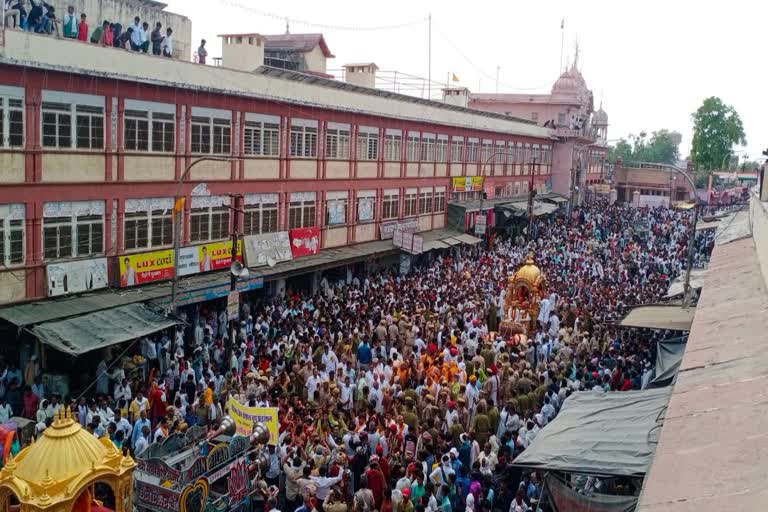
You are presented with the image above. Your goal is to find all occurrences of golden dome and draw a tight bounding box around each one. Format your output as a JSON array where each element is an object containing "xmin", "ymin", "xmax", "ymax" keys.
[
  {"xmin": 14, "ymin": 408, "xmax": 107, "ymax": 484},
  {"xmin": 515, "ymin": 253, "xmax": 543, "ymax": 285}
]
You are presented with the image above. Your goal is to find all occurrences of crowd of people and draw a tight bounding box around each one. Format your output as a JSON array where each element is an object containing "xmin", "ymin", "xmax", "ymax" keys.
[
  {"xmin": 2, "ymin": 2, "xmax": 180, "ymax": 57},
  {"xmin": 0, "ymin": 200, "xmax": 716, "ymax": 512}
]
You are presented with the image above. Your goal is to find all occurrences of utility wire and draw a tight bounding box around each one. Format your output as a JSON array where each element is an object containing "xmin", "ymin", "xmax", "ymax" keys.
[{"xmin": 218, "ymin": 0, "xmax": 428, "ymax": 32}]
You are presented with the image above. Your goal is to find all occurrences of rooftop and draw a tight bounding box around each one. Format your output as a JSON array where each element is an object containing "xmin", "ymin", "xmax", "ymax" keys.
[
  {"xmin": 637, "ymin": 213, "xmax": 768, "ymax": 510},
  {"xmin": 0, "ymin": 30, "xmax": 551, "ymax": 139},
  {"xmin": 262, "ymin": 33, "xmax": 335, "ymax": 58}
]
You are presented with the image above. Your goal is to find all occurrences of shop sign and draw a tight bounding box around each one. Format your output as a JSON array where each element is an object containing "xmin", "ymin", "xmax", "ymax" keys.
[
  {"xmin": 47, "ymin": 257, "xmax": 109, "ymax": 297},
  {"xmin": 452, "ymin": 176, "xmax": 484, "ymax": 192},
  {"xmin": 137, "ymin": 457, "xmax": 182, "ymax": 482},
  {"xmin": 120, "ymin": 249, "xmax": 174, "ymax": 287},
  {"xmin": 227, "ymin": 291, "xmax": 240, "ymax": 321},
  {"xmin": 228, "ymin": 397, "xmax": 279, "ymax": 443},
  {"xmin": 155, "ymin": 277, "xmax": 264, "ymax": 308},
  {"xmin": 178, "ymin": 240, "xmax": 243, "ymax": 277},
  {"xmin": 289, "ymin": 227, "xmax": 320, "ymax": 257},
  {"xmin": 475, "ymin": 214, "xmax": 487, "ymax": 235},
  {"xmin": 393, "ymin": 230, "xmax": 423, "ymax": 254},
  {"xmin": 381, "ymin": 218, "xmax": 419, "ymax": 239},
  {"xmin": 242, "ymin": 231, "xmax": 293, "ymax": 268},
  {"xmin": 137, "ymin": 481, "xmax": 180, "ymax": 511}
]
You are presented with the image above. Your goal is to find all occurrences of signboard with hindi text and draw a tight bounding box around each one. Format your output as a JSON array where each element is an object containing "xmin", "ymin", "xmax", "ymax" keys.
[
  {"xmin": 452, "ymin": 176, "xmax": 484, "ymax": 192},
  {"xmin": 243, "ymin": 231, "xmax": 293, "ymax": 268},
  {"xmin": 120, "ymin": 249, "xmax": 174, "ymax": 287},
  {"xmin": 227, "ymin": 397, "xmax": 279, "ymax": 444},
  {"xmin": 47, "ymin": 258, "xmax": 109, "ymax": 297}
]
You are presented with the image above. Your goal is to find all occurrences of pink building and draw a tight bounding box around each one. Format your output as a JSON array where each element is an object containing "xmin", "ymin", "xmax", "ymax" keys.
[{"xmin": 455, "ymin": 57, "xmax": 609, "ymax": 202}]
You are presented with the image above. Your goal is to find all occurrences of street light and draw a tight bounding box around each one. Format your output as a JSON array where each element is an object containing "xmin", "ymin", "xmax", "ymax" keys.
[{"xmin": 170, "ymin": 156, "xmax": 244, "ymax": 314}]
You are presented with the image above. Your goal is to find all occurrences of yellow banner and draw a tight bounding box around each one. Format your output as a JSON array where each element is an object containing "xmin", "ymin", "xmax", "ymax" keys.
[
  {"xmin": 227, "ymin": 397, "xmax": 279, "ymax": 444},
  {"xmin": 119, "ymin": 249, "xmax": 174, "ymax": 287},
  {"xmin": 452, "ymin": 176, "xmax": 484, "ymax": 192}
]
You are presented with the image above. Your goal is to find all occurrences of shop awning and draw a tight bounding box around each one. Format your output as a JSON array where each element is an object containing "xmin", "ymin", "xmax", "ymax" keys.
[
  {"xmin": 666, "ymin": 269, "xmax": 707, "ymax": 298},
  {"xmin": 696, "ymin": 219, "xmax": 721, "ymax": 231},
  {"xmin": 30, "ymin": 303, "xmax": 180, "ymax": 356},
  {"xmin": 422, "ymin": 240, "xmax": 450, "ymax": 251},
  {"xmin": 513, "ymin": 387, "xmax": 672, "ymax": 477},
  {"xmin": 442, "ymin": 238, "xmax": 462, "ymax": 246},
  {"xmin": 454, "ymin": 234, "xmax": 483, "ymax": 245},
  {"xmin": 620, "ymin": 304, "xmax": 695, "ymax": 331}
]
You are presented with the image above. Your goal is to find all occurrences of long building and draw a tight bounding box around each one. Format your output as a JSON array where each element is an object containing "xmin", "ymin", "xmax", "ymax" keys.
[{"xmin": 0, "ymin": 28, "xmax": 561, "ymax": 307}]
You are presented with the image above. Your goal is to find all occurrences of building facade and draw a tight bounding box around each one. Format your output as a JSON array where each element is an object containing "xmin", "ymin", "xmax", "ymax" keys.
[
  {"xmin": 0, "ymin": 29, "xmax": 555, "ymax": 306},
  {"xmin": 465, "ymin": 56, "xmax": 609, "ymax": 202}
]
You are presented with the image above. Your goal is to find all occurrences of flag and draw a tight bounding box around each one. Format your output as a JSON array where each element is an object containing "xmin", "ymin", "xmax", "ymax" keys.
[
  {"xmin": 561, "ymin": 18, "xmax": 564, "ymax": 29},
  {"xmin": 451, "ymin": 73, "xmax": 460, "ymax": 82}
]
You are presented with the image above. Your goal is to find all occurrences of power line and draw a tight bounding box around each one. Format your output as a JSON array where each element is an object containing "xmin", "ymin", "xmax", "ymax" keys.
[
  {"xmin": 217, "ymin": 0, "xmax": 428, "ymax": 32},
  {"xmin": 433, "ymin": 23, "xmax": 554, "ymax": 92}
]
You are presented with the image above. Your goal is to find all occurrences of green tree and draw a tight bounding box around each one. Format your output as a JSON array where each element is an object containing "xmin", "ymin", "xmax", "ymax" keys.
[
  {"xmin": 608, "ymin": 129, "xmax": 681, "ymax": 165},
  {"xmin": 691, "ymin": 97, "xmax": 746, "ymax": 171}
]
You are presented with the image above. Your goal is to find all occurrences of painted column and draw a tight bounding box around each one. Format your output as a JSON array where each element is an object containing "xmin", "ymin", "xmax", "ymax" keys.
[{"xmin": 116, "ymin": 97, "xmax": 125, "ymax": 181}]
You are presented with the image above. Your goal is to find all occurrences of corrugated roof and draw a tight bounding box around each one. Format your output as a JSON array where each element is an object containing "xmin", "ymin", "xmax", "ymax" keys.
[
  {"xmin": 263, "ymin": 33, "xmax": 335, "ymax": 58},
  {"xmin": 637, "ymin": 236, "xmax": 768, "ymax": 511},
  {"xmin": 620, "ymin": 304, "xmax": 695, "ymax": 331}
]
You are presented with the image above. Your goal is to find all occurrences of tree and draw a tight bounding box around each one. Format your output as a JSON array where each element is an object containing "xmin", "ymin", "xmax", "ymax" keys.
[
  {"xmin": 690, "ymin": 97, "xmax": 746, "ymax": 171},
  {"xmin": 608, "ymin": 129, "xmax": 681, "ymax": 165}
]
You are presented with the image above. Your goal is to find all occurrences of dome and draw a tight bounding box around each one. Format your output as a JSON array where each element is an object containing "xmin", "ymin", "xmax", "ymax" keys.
[
  {"xmin": 14, "ymin": 408, "xmax": 108, "ymax": 484},
  {"xmin": 593, "ymin": 105, "xmax": 608, "ymax": 125},
  {"xmin": 515, "ymin": 254, "xmax": 543, "ymax": 286},
  {"xmin": 551, "ymin": 69, "xmax": 580, "ymax": 95}
]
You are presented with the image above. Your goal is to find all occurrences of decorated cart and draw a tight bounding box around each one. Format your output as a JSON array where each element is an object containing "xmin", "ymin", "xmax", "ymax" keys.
[
  {"xmin": 134, "ymin": 418, "xmax": 272, "ymax": 512},
  {"xmin": 500, "ymin": 253, "xmax": 547, "ymax": 339}
]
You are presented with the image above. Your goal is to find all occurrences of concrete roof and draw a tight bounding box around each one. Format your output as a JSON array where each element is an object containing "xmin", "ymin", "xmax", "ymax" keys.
[{"xmin": 636, "ymin": 236, "xmax": 768, "ymax": 511}]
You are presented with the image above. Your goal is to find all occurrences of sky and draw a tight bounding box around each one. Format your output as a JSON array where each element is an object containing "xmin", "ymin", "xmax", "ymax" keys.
[{"xmin": 163, "ymin": 0, "xmax": 767, "ymax": 163}]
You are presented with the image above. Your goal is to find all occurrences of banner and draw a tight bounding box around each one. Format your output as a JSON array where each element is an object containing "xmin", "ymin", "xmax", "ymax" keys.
[
  {"xmin": 120, "ymin": 249, "xmax": 174, "ymax": 287},
  {"xmin": 178, "ymin": 240, "xmax": 242, "ymax": 277},
  {"xmin": 380, "ymin": 218, "xmax": 419, "ymax": 239},
  {"xmin": 243, "ymin": 231, "xmax": 293, "ymax": 268},
  {"xmin": 452, "ymin": 176, "xmax": 484, "ymax": 192},
  {"xmin": 227, "ymin": 397, "xmax": 279, "ymax": 444},
  {"xmin": 47, "ymin": 258, "xmax": 109, "ymax": 297},
  {"xmin": 290, "ymin": 227, "xmax": 320, "ymax": 257}
]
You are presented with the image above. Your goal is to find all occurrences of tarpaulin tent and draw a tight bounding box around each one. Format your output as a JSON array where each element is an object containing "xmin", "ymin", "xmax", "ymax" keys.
[
  {"xmin": 543, "ymin": 473, "xmax": 638, "ymax": 512},
  {"xmin": 513, "ymin": 387, "xmax": 671, "ymax": 477},
  {"xmin": 648, "ymin": 338, "xmax": 688, "ymax": 388}
]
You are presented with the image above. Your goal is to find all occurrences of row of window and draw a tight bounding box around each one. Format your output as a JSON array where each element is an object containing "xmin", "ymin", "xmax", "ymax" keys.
[
  {"xmin": 0, "ymin": 95, "xmax": 554, "ymax": 165},
  {"xmin": 0, "ymin": 192, "xmax": 448, "ymax": 264}
]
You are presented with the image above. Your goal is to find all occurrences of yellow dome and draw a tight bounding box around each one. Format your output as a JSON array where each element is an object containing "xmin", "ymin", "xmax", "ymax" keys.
[
  {"xmin": 14, "ymin": 408, "xmax": 107, "ymax": 484},
  {"xmin": 515, "ymin": 254, "xmax": 543, "ymax": 285}
]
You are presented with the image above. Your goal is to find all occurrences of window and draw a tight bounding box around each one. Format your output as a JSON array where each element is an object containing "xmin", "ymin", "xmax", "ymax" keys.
[
  {"xmin": 418, "ymin": 191, "xmax": 433, "ymax": 215},
  {"xmin": 288, "ymin": 200, "xmax": 317, "ymax": 229},
  {"xmin": 557, "ymin": 112, "xmax": 566, "ymax": 125},
  {"xmin": 0, "ymin": 212, "xmax": 24, "ymax": 266},
  {"xmin": 0, "ymin": 97, "xmax": 24, "ymax": 148},
  {"xmin": 384, "ymin": 133, "xmax": 402, "ymax": 161},
  {"xmin": 407, "ymin": 134, "xmax": 420, "ymax": 162},
  {"xmin": 43, "ymin": 215, "xmax": 103, "ymax": 260},
  {"xmin": 124, "ymin": 110, "xmax": 175, "ymax": 152},
  {"xmin": 481, "ymin": 140, "xmax": 493, "ymax": 164},
  {"xmin": 190, "ymin": 206, "xmax": 230, "ymax": 242},
  {"xmin": 243, "ymin": 202, "xmax": 279, "ymax": 235},
  {"xmin": 74, "ymin": 106, "xmax": 104, "ymax": 149},
  {"xmin": 525, "ymin": 144, "xmax": 533, "ymax": 163},
  {"xmin": 356, "ymin": 130, "xmax": 379, "ymax": 161},
  {"xmin": 325, "ymin": 127, "xmax": 350, "ymax": 159},
  {"xmin": 356, "ymin": 195, "xmax": 376, "ymax": 223},
  {"xmin": 42, "ymin": 103, "xmax": 72, "ymax": 148},
  {"xmin": 191, "ymin": 116, "xmax": 231, "ymax": 155},
  {"xmin": 531, "ymin": 112, "xmax": 539, "ymax": 122},
  {"xmin": 244, "ymin": 119, "xmax": 280, "ymax": 157},
  {"xmin": 434, "ymin": 190, "xmax": 446, "ymax": 212},
  {"xmin": 325, "ymin": 197, "xmax": 348, "ymax": 225},
  {"xmin": 451, "ymin": 139, "xmax": 464, "ymax": 162},
  {"xmin": 382, "ymin": 193, "xmax": 399, "ymax": 219},
  {"xmin": 124, "ymin": 209, "xmax": 173, "ymax": 250},
  {"xmin": 420, "ymin": 137, "xmax": 435, "ymax": 161},
  {"xmin": 516, "ymin": 144, "xmax": 524, "ymax": 167},
  {"xmin": 290, "ymin": 124, "xmax": 318, "ymax": 158},
  {"xmin": 436, "ymin": 137, "xmax": 448, "ymax": 162},
  {"xmin": 466, "ymin": 140, "xmax": 479, "ymax": 163},
  {"xmin": 404, "ymin": 192, "xmax": 418, "ymax": 217}
]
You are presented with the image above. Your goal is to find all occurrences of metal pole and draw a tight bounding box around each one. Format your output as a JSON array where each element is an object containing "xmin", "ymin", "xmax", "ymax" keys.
[
  {"xmin": 170, "ymin": 157, "xmax": 242, "ymax": 314},
  {"xmin": 427, "ymin": 13, "xmax": 432, "ymax": 100},
  {"xmin": 528, "ymin": 157, "xmax": 537, "ymax": 240},
  {"xmin": 683, "ymin": 203, "xmax": 698, "ymax": 308}
]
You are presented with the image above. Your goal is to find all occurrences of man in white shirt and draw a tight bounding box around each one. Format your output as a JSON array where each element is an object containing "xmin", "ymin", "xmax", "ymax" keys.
[
  {"xmin": 134, "ymin": 425, "xmax": 151, "ymax": 455},
  {"xmin": 161, "ymin": 27, "xmax": 174, "ymax": 57},
  {"xmin": 129, "ymin": 17, "xmax": 143, "ymax": 51},
  {"xmin": 0, "ymin": 397, "xmax": 12, "ymax": 424}
]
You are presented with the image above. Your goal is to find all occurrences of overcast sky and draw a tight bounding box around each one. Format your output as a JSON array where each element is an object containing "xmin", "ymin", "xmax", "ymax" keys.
[{"xmin": 164, "ymin": 0, "xmax": 766, "ymax": 162}]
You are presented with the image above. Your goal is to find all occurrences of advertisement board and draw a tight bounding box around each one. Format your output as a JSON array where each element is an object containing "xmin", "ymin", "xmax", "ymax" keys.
[
  {"xmin": 381, "ymin": 218, "xmax": 419, "ymax": 239},
  {"xmin": 243, "ymin": 231, "xmax": 293, "ymax": 268},
  {"xmin": 47, "ymin": 258, "xmax": 109, "ymax": 297},
  {"xmin": 178, "ymin": 240, "xmax": 242, "ymax": 277},
  {"xmin": 227, "ymin": 397, "xmax": 279, "ymax": 444},
  {"xmin": 120, "ymin": 249, "xmax": 174, "ymax": 287},
  {"xmin": 289, "ymin": 227, "xmax": 321, "ymax": 258},
  {"xmin": 452, "ymin": 176, "xmax": 484, "ymax": 192}
]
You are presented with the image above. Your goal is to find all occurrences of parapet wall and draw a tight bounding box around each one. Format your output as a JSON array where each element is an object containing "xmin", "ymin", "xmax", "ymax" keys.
[{"xmin": 750, "ymin": 195, "xmax": 768, "ymax": 291}]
